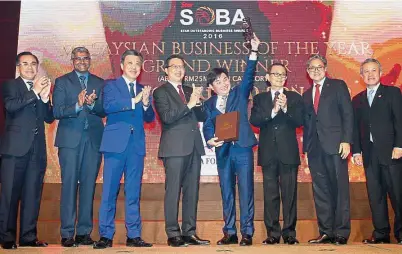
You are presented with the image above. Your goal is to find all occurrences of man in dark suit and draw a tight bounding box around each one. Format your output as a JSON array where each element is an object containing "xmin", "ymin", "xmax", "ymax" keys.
[
  {"xmin": 352, "ymin": 58, "xmax": 402, "ymax": 245},
  {"xmin": 0, "ymin": 52, "xmax": 54, "ymax": 249},
  {"xmin": 52, "ymin": 47, "xmax": 105, "ymax": 247},
  {"xmin": 250, "ymin": 63, "xmax": 303, "ymax": 245},
  {"xmin": 202, "ymin": 35, "xmax": 260, "ymax": 246},
  {"xmin": 93, "ymin": 50, "xmax": 154, "ymax": 249},
  {"xmin": 153, "ymin": 54, "xmax": 209, "ymax": 247},
  {"xmin": 302, "ymin": 54, "xmax": 353, "ymax": 245}
]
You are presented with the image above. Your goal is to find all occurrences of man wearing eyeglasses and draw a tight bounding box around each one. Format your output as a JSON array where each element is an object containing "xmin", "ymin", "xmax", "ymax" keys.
[
  {"xmin": 302, "ymin": 54, "xmax": 353, "ymax": 245},
  {"xmin": 52, "ymin": 47, "xmax": 105, "ymax": 247},
  {"xmin": 202, "ymin": 34, "xmax": 260, "ymax": 246},
  {"xmin": 250, "ymin": 63, "xmax": 303, "ymax": 245},
  {"xmin": 153, "ymin": 55, "xmax": 209, "ymax": 247},
  {"xmin": 0, "ymin": 52, "xmax": 54, "ymax": 249}
]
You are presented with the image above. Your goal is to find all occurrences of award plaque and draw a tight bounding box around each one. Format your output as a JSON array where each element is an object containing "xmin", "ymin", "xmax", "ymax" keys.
[
  {"xmin": 216, "ymin": 111, "xmax": 240, "ymax": 142},
  {"xmin": 242, "ymin": 17, "xmax": 253, "ymax": 49}
]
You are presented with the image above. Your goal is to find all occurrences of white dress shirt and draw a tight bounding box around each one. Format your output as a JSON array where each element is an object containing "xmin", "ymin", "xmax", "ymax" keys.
[{"xmin": 122, "ymin": 76, "xmax": 149, "ymax": 110}]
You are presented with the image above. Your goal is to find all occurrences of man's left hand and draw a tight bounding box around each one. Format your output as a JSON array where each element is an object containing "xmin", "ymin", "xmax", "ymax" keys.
[
  {"xmin": 339, "ymin": 142, "xmax": 350, "ymax": 159},
  {"xmin": 392, "ymin": 147, "xmax": 402, "ymax": 159}
]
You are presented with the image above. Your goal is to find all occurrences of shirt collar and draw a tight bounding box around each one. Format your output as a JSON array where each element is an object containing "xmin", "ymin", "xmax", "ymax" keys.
[
  {"xmin": 122, "ymin": 75, "xmax": 136, "ymax": 86},
  {"xmin": 367, "ymin": 83, "xmax": 380, "ymax": 93},
  {"xmin": 75, "ymin": 71, "xmax": 89, "ymax": 80},
  {"xmin": 314, "ymin": 77, "xmax": 326, "ymax": 87},
  {"xmin": 168, "ymin": 80, "xmax": 182, "ymax": 90}
]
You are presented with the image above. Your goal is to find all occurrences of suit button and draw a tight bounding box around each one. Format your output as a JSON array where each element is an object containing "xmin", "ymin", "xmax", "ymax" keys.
[
  {"xmin": 33, "ymin": 103, "xmax": 36, "ymax": 107},
  {"xmin": 274, "ymin": 127, "xmax": 278, "ymax": 130},
  {"xmin": 33, "ymin": 127, "xmax": 38, "ymax": 135}
]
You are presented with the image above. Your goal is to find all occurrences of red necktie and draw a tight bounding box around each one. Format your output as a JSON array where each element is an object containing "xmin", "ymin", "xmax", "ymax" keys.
[
  {"xmin": 313, "ymin": 84, "xmax": 320, "ymax": 114},
  {"xmin": 177, "ymin": 85, "xmax": 187, "ymax": 104}
]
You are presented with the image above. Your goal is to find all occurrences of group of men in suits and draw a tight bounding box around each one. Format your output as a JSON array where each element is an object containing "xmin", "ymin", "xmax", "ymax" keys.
[{"xmin": 0, "ymin": 44, "xmax": 401, "ymax": 250}]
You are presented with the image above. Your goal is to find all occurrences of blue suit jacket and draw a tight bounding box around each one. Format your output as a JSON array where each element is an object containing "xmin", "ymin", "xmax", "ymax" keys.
[
  {"xmin": 203, "ymin": 59, "xmax": 257, "ymax": 167},
  {"xmin": 53, "ymin": 71, "xmax": 105, "ymax": 149},
  {"xmin": 99, "ymin": 77, "xmax": 155, "ymax": 155}
]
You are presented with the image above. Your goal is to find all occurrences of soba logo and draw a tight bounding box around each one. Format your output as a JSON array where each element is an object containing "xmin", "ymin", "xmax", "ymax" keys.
[
  {"xmin": 195, "ymin": 7, "xmax": 215, "ymax": 26},
  {"xmin": 180, "ymin": 3, "xmax": 245, "ymax": 26}
]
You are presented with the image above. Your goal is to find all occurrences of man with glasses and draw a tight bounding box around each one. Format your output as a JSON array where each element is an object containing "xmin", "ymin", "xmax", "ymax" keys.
[
  {"xmin": 153, "ymin": 54, "xmax": 209, "ymax": 247},
  {"xmin": 53, "ymin": 47, "xmax": 105, "ymax": 247},
  {"xmin": 202, "ymin": 34, "xmax": 260, "ymax": 246},
  {"xmin": 94, "ymin": 49, "xmax": 154, "ymax": 249},
  {"xmin": 250, "ymin": 63, "xmax": 303, "ymax": 245},
  {"xmin": 302, "ymin": 54, "xmax": 353, "ymax": 245},
  {"xmin": 352, "ymin": 58, "xmax": 402, "ymax": 245},
  {"xmin": 0, "ymin": 52, "xmax": 54, "ymax": 249}
]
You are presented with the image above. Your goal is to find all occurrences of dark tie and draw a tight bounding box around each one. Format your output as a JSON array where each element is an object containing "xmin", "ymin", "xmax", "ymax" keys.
[
  {"xmin": 313, "ymin": 84, "xmax": 321, "ymax": 114},
  {"xmin": 274, "ymin": 91, "xmax": 280, "ymax": 101},
  {"xmin": 27, "ymin": 81, "xmax": 33, "ymax": 90},
  {"xmin": 79, "ymin": 76, "xmax": 86, "ymax": 90},
  {"xmin": 177, "ymin": 85, "xmax": 187, "ymax": 103},
  {"xmin": 129, "ymin": 82, "xmax": 135, "ymax": 98}
]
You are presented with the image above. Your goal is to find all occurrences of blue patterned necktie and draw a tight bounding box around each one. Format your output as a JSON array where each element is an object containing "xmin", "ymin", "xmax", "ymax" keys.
[
  {"xmin": 79, "ymin": 76, "xmax": 86, "ymax": 90},
  {"xmin": 27, "ymin": 81, "xmax": 33, "ymax": 90},
  {"xmin": 368, "ymin": 89, "xmax": 375, "ymax": 107},
  {"xmin": 129, "ymin": 82, "xmax": 135, "ymax": 98}
]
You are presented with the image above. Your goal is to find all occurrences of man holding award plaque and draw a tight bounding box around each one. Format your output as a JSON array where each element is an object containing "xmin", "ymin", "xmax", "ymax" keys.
[{"xmin": 202, "ymin": 33, "xmax": 260, "ymax": 246}]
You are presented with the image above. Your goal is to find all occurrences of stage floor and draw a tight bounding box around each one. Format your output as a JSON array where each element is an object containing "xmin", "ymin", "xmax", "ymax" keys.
[{"xmin": 9, "ymin": 244, "xmax": 402, "ymax": 253}]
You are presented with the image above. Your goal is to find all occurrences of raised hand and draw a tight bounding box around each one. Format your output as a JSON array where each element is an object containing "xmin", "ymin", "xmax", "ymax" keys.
[
  {"xmin": 33, "ymin": 76, "xmax": 50, "ymax": 94},
  {"xmin": 78, "ymin": 89, "xmax": 87, "ymax": 107},
  {"xmin": 134, "ymin": 91, "xmax": 143, "ymax": 104},
  {"xmin": 250, "ymin": 33, "xmax": 261, "ymax": 51},
  {"xmin": 142, "ymin": 86, "xmax": 152, "ymax": 106},
  {"xmin": 85, "ymin": 89, "xmax": 97, "ymax": 105}
]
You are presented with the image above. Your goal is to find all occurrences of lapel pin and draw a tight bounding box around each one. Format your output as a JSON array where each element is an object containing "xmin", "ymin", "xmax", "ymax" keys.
[{"xmin": 378, "ymin": 95, "xmax": 382, "ymax": 98}]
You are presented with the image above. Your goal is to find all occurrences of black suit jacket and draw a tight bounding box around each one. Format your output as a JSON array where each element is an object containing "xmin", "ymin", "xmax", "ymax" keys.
[
  {"xmin": 0, "ymin": 77, "xmax": 54, "ymax": 168},
  {"xmin": 153, "ymin": 82, "xmax": 206, "ymax": 157},
  {"xmin": 303, "ymin": 78, "xmax": 353, "ymax": 155},
  {"xmin": 352, "ymin": 84, "xmax": 402, "ymax": 167},
  {"xmin": 250, "ymin": 90, "xmax": 303, "ymax": 165},
  {"xmin": 53, "ymin": 71, "xmax": 105, "ymax": 149}
]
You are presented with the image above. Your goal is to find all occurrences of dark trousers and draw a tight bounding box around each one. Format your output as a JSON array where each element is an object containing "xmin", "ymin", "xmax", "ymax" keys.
[
  {"xmin": 218, "ymin": 145, "xmax": 254, "ymax": 236},
  {"xmin": 308, "ymin": 138, "xmax": 351, "ymax": 239},
  {"xmin": 0, "ymin": 138, "xmax": 45, "ymax": 243},
  {"xmin": 365, "ymin": 143, "xmax": 402, "ymax": 239},
  {"xmin": 262, "ymin": 153, "xmax": 298, "ymax": 238},
  {"xmin": 59, "ymin": 131, "xmax": 101, "ymax": 238},
  {"xmin": 163, "ymin": 147, "xmax": 201, "ymax": 238},
  {"xmin": 99, "ymin": 134, "xmax": 145, "ymax": 239}
]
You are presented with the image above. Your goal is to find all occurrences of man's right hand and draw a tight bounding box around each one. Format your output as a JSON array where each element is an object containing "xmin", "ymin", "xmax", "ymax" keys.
[
  {"xmin": 188, "ymin": 85, "xmax": 202, "ymax": 109},
  {"xmin": 32, "ymin": 76, "xmax": 49, "ymax": 94},
  {"xmin": 273, "ymin": 99, "xmax": 281, "ymax": 114},
  {"xmin": 78, "ymin": 89, "xmax": 87, "ymax": 107},
  {"xmin": 207, "ymin": 137, "xmax": 224, "ymax": 147},
  {"xmin": 352, "ymin": 154, "xmax": 363, "ymax": 166}
]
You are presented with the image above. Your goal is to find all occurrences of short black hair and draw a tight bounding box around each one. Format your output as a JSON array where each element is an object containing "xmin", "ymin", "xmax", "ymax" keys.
[
  {"xmin": 268, "ymin": 62, "xmax": 287, "ymax": 75},
  {"xmin": 121, "ymin": 50, "xmax": 143, "ymax": 64},
  {"xmin": 207, "ymin": 68, "xmax": 229, "ymax": 86},
  {"xmin": 16, "ymin": 51, "xmax": 39, "ymax": 66},
  {"xmin": 164, "ymin": 54, "xmax": 185, "ymax": 69}
]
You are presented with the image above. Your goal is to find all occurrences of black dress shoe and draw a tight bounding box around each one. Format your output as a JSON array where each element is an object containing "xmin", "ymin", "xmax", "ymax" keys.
[
  {"xmin": 262, "ymin": 236, "xmax": 280, "ymax": 244},
  {"xmin": 284, "ymin": 236, "xmax": 299, "ymax": 245},
  {"xmin": 397, "ymin": 238, "xmax": 402, "ymax": 245},
  {"xmin": 126, "ymin": 237, "xmax": 153, "ymax": 247},
  {"xmin": 182, "ymin": 235, "xmax": 210, "ymax": 245},
  {"xmin": 334, "ymin": 236, "xmax": 348, "ymax": 245},
  {"xmin": 167, "ymin": 236, "xmax": 188, "ymax": 247},
  {"xmin": 75, "ymin": 234, "xmax": 94, "ymax": 245},
  {"xmin": 362, "ymin": 236, "xmax": 390, "ymax": 244},
  {"xmin": 93, "ymin": 237, "xmax": 113, "ymax": 249},
  {"xmin": 308, "ymin": 234, "xmax": 333, "ymax": 244},
  {"xmin": 217, "ymin": 234, "xmax": 238, "ymax": 245},
  {"xmin": 239, "ymin": 234, "xmax": 252, "ymax": 246},
  {"xmin": 2, "ymin": 241, "xmax": 17, "ymax": 249},
  {"xmin": 61, "ymin": 238, "xmax": 77, "ymax": 247},
  {"xmin": 19, "ymin": 239, "xmax": 48, "ymax": 247}
]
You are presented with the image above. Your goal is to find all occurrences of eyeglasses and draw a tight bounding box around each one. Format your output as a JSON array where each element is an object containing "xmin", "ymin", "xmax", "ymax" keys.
[
  {"xmin": 72, "ymin": 57, "xmax": 91, "ymax": 62},
  {"xmin": 18, "ymin": 62, "xmax": 38, "ymax": 68},
  {"xmin": 168, "ymin": 65, "xmax": 185, "ymax": 70},
  {"xmin": 308, "ymin": 66, "xmax": 325, "ymax": 72},
  {"xmin": 269, "ymin": 73, "xmax": 287, "ymax": 78}
]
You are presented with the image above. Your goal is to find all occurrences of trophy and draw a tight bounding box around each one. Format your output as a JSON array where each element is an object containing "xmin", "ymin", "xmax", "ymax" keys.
[{"xmin": 242, "ymin": 17, "xmax": 254, "ymax": 49}]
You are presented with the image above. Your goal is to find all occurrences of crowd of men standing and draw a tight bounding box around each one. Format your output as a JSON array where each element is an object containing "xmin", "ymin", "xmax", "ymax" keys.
[{"xmin": 0, "ymin": 33, "xmax": 401, "ymax": 249}]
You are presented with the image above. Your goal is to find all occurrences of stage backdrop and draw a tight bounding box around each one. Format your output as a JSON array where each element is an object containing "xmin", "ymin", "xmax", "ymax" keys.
[{"xmin": 17, "ymin": 1, "xmax": 402, "ymax": 183}]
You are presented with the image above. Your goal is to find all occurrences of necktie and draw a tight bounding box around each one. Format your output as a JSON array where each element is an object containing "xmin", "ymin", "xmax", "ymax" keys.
[
  {"xmin": 129, "ymin": 82, "xmax": 135, "ymax": 98},
  {"xmin": 27, "ymin": 81, "xmax": 33, "ymax": 90},
  {"xmin": 177, "ymin": 85, "xmax": 187, "ymax": 103},
  {"xmin": 274, "ymin": 91, "xmax": 280, "ymax": 101},
  {"xmin": 368, "ymin": 89, "xmax": 375, "ymax": 107},
  {"xmin": 79, "ymin": 76, "xmax": 86, "ymax": 90},
  {"xmin": 313, "ymin": 84, "xmax": 321, "ymax": 114},
  {"xmin": 218, "ymin": 95, "xmax": 228, "ymax": 113}
]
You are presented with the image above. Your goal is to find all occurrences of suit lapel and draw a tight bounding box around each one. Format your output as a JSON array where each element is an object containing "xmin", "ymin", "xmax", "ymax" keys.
[
  {"xmin": 116, "ymin": 77, "xmax": 131, "ymax": 98},
  {"xmin": 371, "ymin": 84, "xmax": 383, "ymax": 108},
  {"xmin": 16, "ymin": 77, "xmax": 28, "ymax": 92},
  {"xmin": 166, "ymin": 82, "xmax": 184, "ymax": 105},
  {"xmin": 67, "ymin": 71, "xmax": 84, "ymax": 91}
]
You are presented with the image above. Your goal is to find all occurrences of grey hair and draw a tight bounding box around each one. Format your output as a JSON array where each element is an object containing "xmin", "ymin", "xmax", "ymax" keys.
[
  {"xmin": 360, "ymin": 58, "xmax": 382, "ymax": 74},
  {"xmin": 121, "ymin": 50, "xmax": 143, "ymax": 65},
  {"xmin": 306, "ymin": 54, "xmax": 327, "ymax": 68},
  {"xmin": 71, "ymin": 47, "xmax": 90, "ymax": 59}
]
